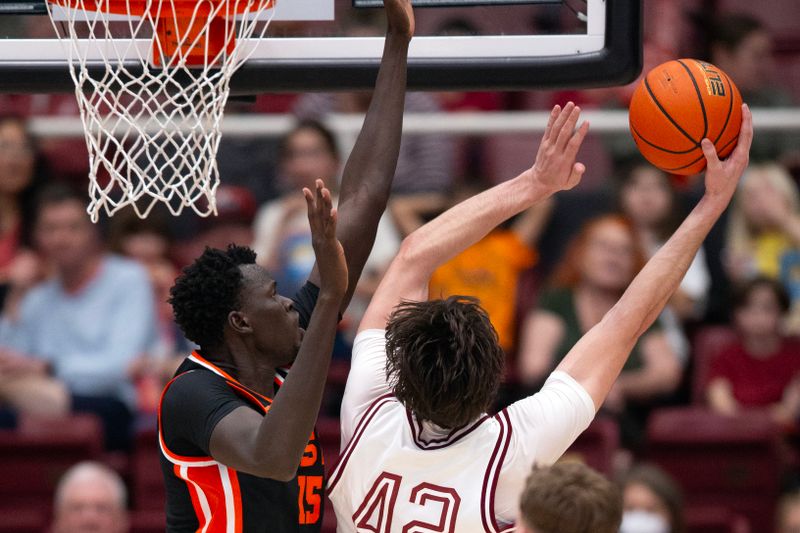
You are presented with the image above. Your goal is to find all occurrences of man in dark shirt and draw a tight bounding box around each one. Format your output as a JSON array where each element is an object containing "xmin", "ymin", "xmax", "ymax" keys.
[{"xmin": 158, "ymin": 1, "xmax": 415, "ymax": 530}]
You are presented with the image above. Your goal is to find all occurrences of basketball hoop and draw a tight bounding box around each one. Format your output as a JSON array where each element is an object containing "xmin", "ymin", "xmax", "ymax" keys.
[{"xmin": 46, "ymin": 0, "xmax": 277, "ymax": 221}]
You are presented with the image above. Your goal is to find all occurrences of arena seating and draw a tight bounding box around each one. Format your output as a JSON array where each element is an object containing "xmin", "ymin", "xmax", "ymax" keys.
[
  {"xmin": 647, "ymin": 407, "xmax": 783, "ymax": 529},
  {"xmin": 0, "ymin": 413, "xmax": 104, "ymax": 532}
]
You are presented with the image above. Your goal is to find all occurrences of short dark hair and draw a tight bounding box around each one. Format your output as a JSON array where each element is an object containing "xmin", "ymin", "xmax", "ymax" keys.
[
  {"xmin": 520, "ymin": 462, "xmax": 622, "ymax": 533},
  {"xmin": 732, "ymin": 276, "xmax": 791, "ymax": 314},
  {"xmin": 385, "ymin": 296, "xmax": 504, "ymax": 429},
  {"xmin": 169, "ymin": 245, "xmax": 257, "ymax": 348}
]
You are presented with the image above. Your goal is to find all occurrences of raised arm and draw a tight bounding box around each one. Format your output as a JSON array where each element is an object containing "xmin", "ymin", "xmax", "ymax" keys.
[
  {"xmin": 307, "ymin": 0, "xmax": 413, "ymax": 313},
  {"xmin": 209, "ymin": 180, "xmax": 348, "ymax": 480},
  {"xmin": 359, "ymin": 103, "xmax": 589, "ymax": 332},
  {"xmin": 557, "ymin": 105, "xmax": 754, "ymax": 410}
]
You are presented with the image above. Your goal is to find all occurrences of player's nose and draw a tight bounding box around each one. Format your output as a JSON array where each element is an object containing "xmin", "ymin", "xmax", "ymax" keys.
[{"xmin": 279, "ymin": 295, "xmax": 294, "ymax": 312}]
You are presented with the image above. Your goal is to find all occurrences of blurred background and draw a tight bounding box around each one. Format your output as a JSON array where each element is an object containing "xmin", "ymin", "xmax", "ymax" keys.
[{"xmin": 0, "ymin": 0, "xmax": 799, "ymax": 531}]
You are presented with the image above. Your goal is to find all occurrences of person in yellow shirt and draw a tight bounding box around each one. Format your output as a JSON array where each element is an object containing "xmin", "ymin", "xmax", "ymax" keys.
[{"xmin": 725, "ymin": 163, "xmax": 800, "ymax": 331}]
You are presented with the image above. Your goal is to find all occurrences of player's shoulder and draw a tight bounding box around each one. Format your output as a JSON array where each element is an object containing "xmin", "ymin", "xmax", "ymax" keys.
[{"xmin": 162, "ymin": 368, "xmax": 233, "ymax": 407}]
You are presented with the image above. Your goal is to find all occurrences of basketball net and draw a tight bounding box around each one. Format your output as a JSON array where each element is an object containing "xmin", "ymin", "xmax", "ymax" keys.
[{"xmin": 47, "ymin": 0, "xmax": 276, "ymax": 221}]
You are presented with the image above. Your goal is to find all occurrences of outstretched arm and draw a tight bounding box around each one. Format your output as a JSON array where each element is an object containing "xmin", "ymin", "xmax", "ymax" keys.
[
  {"xmin": 359, "ymin": 103, "xmax": 589, "ymax": 332},
  {"xmin": 209, "ymin": 181, "xmax": 348, "ymax": 480},
  {"xmin": 557, "ymin": 105, "xmax": 754, "ymax": 410},
  {"xmin": 307, "ymin": 0, "xmax": 413, "ymax": 313}
]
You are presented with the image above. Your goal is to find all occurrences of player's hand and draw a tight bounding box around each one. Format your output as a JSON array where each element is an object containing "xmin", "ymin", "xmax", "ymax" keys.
[
  {"xmin": 701, "ymin": 104, "xmax": 752, "ymax": 203},
  {"xmin": 527, "ymin": 102, "xmax": 589, "ymax": 195},
  {"xmin": 304, "ymin": 179, "xmax": 348, "ymax": 298},
  {"xmin": 385, "ymin": 0, "xmax": 414, "ymax": 40}
]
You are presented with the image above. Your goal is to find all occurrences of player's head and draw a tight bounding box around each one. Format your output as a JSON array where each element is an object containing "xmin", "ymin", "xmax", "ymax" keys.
[
  {"xmin": 170, "ymin": 245, "xmax": 302, "ymax": 362},
  {"xmin": 385, "ymin": 296, "xmax": 504, "ymax": 429},
  {"xmin": 517, "ymin": 461, "xmax": 622, "ymax": 533},
  {"xmin": 52, "ymin": 461, "xmax": 129, "ymax": 533}
]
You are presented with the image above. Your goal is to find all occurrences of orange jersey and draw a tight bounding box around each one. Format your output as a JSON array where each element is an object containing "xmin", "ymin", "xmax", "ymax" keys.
[{"xmin": 429, "ymin": 231, "xmax": 536, "ymax": 351}]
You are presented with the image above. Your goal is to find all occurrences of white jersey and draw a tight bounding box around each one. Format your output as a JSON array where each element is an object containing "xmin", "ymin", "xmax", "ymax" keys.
[{"xmin": 329, "ymin": 329, "xmax": 596, "ymax": 531}]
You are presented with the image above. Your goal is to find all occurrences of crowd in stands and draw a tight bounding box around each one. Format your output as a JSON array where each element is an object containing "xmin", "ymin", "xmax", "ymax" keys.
[{"xmin": 0, "ymin": 3, "xmax": 798, "ymax": 532}]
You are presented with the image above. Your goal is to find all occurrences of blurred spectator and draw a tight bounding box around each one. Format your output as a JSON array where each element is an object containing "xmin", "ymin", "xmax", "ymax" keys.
[
  {"xmin": 108, "ymin": 207, "xmax": 190, "ymax": 411},
  {"xmin": 706, "ymin": 278, "xmax": 800, "ymax": 427},
  {"xmin": 253, "ymin": 121, "xmax": 341, "ymax": 296},
  {"xmin": 0, "ymin": 93, "xmax": 88, "ymax": 183},
  {"xmin": 617, "ymin": 159, "xmax": 710, "ymax": 359},
  {"xmin": 293, "ymin": 91, "xmax": 455, "ymax": 193},
  {"xmin": 725, "ymin": 163, "xmax": 800, "ymax": 331},
  {"xmin": 0, "ymin": 184, "xmax": 157, "ymax": 449},
  {"xmin": 517, "ymin": 461, "xmax": 622, "ymax": 533},
  {"xmin": 620, "ymin": 463, "xmax": 685, "ymax": 533},
  {"xmin": 252, "ymin": 121, "xmax": 399, "ymax": 343},
  {"xmin": 391, "ymin": 178, "xmax": 551, "ymax": 353},
  {"xmin": 0, "ymin": 115, "xmax": 47, "ymax": 311},
  {"xmin": 291, "ymin": 12, "xmax": 455, "ymax": 195},
  {"xmin": 705, "ymin": 13, "xmax": 799, "ymax": 163},
  {"xmin": 215, "ymin": 100, "xmax": 280, "ymax": 206},
  {"xmin": 197, "ymin": 185, "xmax": 258, "ymax": 252},
  {"xmin": 517, "ymin": 215, "xmax": 681, "ymax": 449},
  {"xmin": 51, "ymin": 461, "xmax": 129, "ymax": 533},
  {"xmin": 432, "ymin": 17, "xmax": 504, "ymax": 181},
  {"xmin": 778, "ymin": 490, "xmax": 800, "ymax": 533}
]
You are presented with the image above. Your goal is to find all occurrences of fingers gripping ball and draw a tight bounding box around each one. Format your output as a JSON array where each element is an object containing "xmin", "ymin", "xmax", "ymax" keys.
[{"xmin": 629, "ymin": 59, "xmax": 743, "ymax": 176}]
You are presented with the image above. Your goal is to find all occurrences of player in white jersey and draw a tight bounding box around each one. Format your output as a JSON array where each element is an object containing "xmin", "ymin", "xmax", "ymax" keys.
[{"xmin": 329, "ymin": 102, "xmax": 753, "ymax": 531}]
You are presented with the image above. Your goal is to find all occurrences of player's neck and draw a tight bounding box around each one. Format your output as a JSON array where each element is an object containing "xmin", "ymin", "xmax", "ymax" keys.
[
  {"xmin": 235, "ymin": 362, "xmax": 277, "ymax": 398},
  {"xmin": 225, "ymin": 345, "xmax": 277, "ymax": 398}
]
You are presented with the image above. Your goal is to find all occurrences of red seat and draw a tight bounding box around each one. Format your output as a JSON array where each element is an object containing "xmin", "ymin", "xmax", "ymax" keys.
[
  {"xmin": 0, "ymin": 413, "xmax": 104, "ymax": 532},
  {"xmin": 647, "ymin": 407, "xmax": 782, "ymax": 529},
  {"xmin": 130, "ymin": 509, "xmax": 166, "ymax": 533},
  {"xmin": 130, "ymin": 424, "xmax": 165, "ymax": 512},
  {"xmin": 690, "ymin": 326, "xmax": 738, "ymax": 404},
  {"xmin": 685, "ymin": 504, "xmax": 751, "ymax": 533},
  {"xmin": 562, "ymin": 417, "xmax": 619, "ymax": 476}
]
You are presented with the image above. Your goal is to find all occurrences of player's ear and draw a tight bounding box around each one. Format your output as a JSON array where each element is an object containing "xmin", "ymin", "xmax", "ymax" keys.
[{"xmin": 228, "ymin": 311, "xmax": 252, "ymax": 334}]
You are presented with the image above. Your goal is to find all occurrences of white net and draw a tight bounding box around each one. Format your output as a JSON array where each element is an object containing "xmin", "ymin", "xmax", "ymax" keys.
[{"xmin": 47, "ymin": 0, "xmax": 276, "ymax": 221}]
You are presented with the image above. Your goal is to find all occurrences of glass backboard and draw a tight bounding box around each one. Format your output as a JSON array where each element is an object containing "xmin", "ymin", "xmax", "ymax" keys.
[{"xmin": 0, "ymin": 0, "xmax": 641, "ymax": 92}]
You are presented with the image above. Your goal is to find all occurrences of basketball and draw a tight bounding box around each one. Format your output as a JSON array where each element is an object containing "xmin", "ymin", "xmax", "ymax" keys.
[{"xmin": 629, "ymin": 59, "xmax": 743, "ymax": 176}]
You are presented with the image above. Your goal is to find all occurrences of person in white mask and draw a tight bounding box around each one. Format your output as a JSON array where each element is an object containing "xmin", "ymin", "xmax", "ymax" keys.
[{"xmin": 620, "ymin": 464, "xmax": 685, "ymax": 533}]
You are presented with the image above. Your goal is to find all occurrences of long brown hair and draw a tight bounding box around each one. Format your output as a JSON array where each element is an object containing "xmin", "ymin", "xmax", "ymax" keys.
[
  {"xmin": 550, "ymin": 214, "xmax": 647, "ymax": 289},
  {"xmin": 385, "ymin": 296, "xmax": 504, "ymax": 429}
]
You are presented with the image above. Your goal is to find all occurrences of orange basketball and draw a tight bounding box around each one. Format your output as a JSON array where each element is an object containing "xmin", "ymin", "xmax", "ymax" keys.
[{"xmin": 629, "ymin": 59, "xmax": 743, "ymax": 176}]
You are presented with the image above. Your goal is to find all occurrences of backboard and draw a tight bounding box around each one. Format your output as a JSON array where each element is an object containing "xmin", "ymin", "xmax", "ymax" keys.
[{"xmin": 0, "ymin": 0, "xmax": 641, "ymax": 92}]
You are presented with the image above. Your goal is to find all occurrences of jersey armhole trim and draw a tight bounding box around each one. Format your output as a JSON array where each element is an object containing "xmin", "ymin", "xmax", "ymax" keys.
[
  {"xmin": 158, "ymin": 370, "xmax": 219, "ymax": 467},
  {"xmin": 481, "ymin": 409, "xmax": 513, "ymax": 533},
  {"xmin": 327, "ymin": 393, "xmax": 396, "ymax": 494}
]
